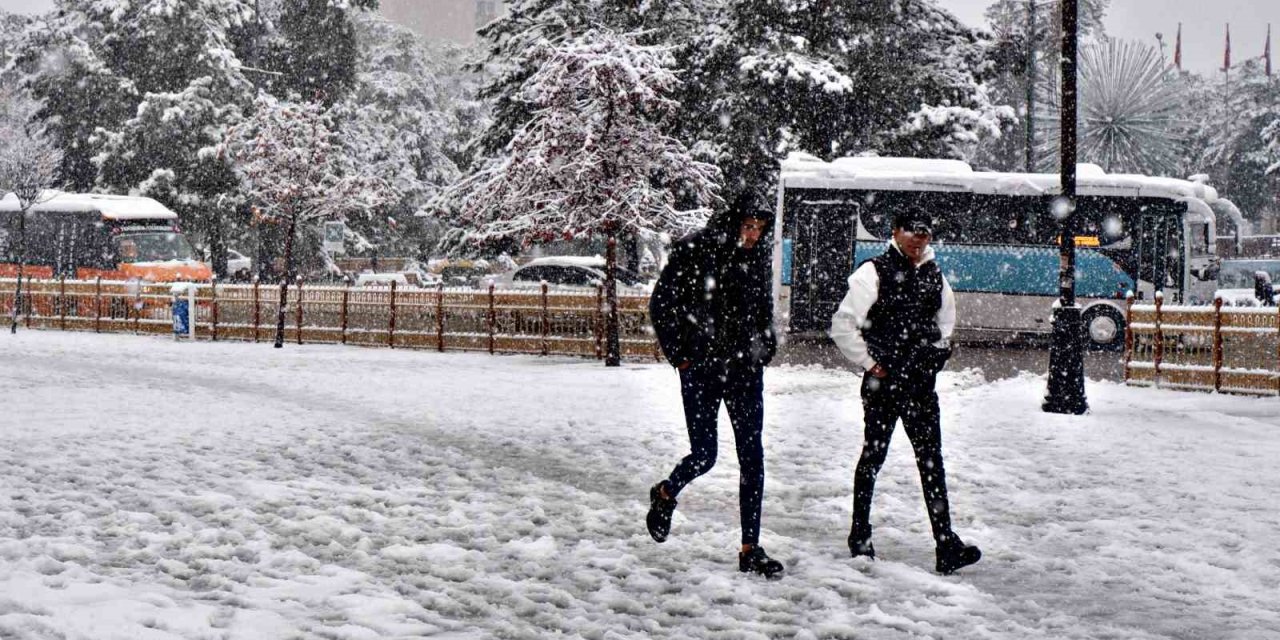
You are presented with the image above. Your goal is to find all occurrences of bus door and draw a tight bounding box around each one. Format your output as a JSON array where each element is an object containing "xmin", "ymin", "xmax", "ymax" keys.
[
  {"xmin": 788, "ymin": 196, "xmax": 857, "ymax": 333},
  {"xmin": 1133, "ymin": 208, "xmax": 1179, "ymax": 302}
]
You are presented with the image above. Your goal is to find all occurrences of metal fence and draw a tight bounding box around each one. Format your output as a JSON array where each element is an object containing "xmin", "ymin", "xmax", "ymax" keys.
[
  {"xmin": 1125, "ymin": 298, "xmax": 1280, "ymax": 395},
  {"xmin": 0, "ymin": 277, "xmax": 663, "ymax": 360}
]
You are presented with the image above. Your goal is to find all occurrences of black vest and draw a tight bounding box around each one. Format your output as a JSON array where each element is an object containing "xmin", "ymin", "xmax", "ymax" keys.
[{"xmin": 862, "ymin": 246, "xmax": 945, "ymax": 375}]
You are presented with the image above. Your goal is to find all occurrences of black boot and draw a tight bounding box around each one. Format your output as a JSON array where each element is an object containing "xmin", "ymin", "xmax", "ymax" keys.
[
  {"xmin": 848, "ymin": 526, "xmax": 875, "ymax": 560},
  {"xmin": 646, "ymin": 482, "xmax": 677, "ymax": 543},
  {"xmin": 739, "ymin": 545, "xmax": 785, "ymax": 578},
  {"xmin": 935, "ymin": 535, "xmax": 981, "ymax": 574}
]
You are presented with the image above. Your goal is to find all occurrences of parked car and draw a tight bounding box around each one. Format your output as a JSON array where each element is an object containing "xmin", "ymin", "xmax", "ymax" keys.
[
  {"xmin": 505, "ymin": 256, "xmax": 649, "ymax": 292},
  {"xmin": 225, "ymin": 249, "xmax": 252, "ymax": 280},
  {"xmin": 201, "ymin": 247, "xmax": 252, "ymax": 281},
  {"xmin": 354, "ymin": 271, "xmax": 438, "ymax": 288},
  {"xmin": 1214, "ymin": 258, "xmax": 1280, "ymax": 306},
  {"xmin": 425, "ymin": 258, "xmax": 498, "ymax": 288}
]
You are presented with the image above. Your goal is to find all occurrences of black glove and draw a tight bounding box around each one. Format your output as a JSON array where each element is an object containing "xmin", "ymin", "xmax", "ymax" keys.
[{"xmin": 922, "ymin": 344, "xmax": 952, "ymax": 377}]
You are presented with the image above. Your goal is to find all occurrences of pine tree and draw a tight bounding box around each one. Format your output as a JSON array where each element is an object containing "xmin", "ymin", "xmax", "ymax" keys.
[
  {"xmin": 433, "ymin": 31, "xmax": 720, "ymax": 365},
  {"xmin": 678, "ymin": 0, "xmax": 1010, "ymax": 208},
  {"xmin": 471, "ymin": 0, "xmax": 714, "ymax": 158},
  {"xmin": 1177, "ymin": 59, "xmax": 1280, "ymax": 226},
  {"xmin": 10, "ymin": 0, "xmax": 386, "ymax": 278},
  {"xmin": 331, "ymin": 11, "xmax": 463, "ymax": 261},
  {"xmin": 263, "ymin": 0, "xmax": 378, "ymax": 104}
]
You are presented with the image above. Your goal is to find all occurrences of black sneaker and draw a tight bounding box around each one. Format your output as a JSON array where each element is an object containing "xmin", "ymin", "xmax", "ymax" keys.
[
  {"xmin": 848, "ymin": 529, "xmax": 875, "ymax": 560},
  {"xmin": 935, "ymin": 536, "xmax": 981, "ymax": 575},
  {"xmin": 646, "ymin": 482, "xmax": 677, "ymax": 543},
  {"xmin": 739, "ymin": 545, "xmax": 785, "ymax": 578}
]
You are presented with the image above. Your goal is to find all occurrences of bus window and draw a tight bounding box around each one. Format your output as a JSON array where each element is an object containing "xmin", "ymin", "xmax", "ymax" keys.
[
  {"xmin": 118, "ymin": 238, "xmax": 139, "ymax": 261},
  {"xmin": 114, "ymin": 231, "xmax": 197, "ymax": 263}
]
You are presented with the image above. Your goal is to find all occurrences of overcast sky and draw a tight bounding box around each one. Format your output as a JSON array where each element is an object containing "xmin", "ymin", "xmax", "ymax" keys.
[{"xmin": 2, "ymin": 0, "xmax": 1275, "ymax": 75}]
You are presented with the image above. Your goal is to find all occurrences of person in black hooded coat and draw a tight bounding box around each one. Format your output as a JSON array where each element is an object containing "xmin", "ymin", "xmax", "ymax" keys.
[{"xmin": 643, "ymin": 205, "xmax": 784, "ymax": 578}]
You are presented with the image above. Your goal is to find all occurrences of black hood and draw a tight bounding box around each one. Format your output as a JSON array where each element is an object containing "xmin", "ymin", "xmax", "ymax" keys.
[{"xmin": 703, "ymin": 191, "xmax": 775, "ymax": 249}]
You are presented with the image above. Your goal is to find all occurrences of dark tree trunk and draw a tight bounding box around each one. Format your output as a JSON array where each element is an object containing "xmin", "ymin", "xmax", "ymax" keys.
[
  {"xmin": 208, "ymin": 211, "xmax": 227, "ymax": 279},
  {"xmin": 274, "ymin": 214, "xmax": 298, "ymax": 348},
  {"xmin": 9, "ymin": 211, "xmax": 27, "ymax": 334},
  {"xmin": 605, "ymin": 232, "xmax": 621, "ymax": 367},
  {"xmin": 623, "ymin": 230, "xmax": 641, "ymax": 274}
]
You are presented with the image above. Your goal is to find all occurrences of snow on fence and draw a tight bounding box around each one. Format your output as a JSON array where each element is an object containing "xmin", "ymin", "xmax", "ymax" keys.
[
  {"xmin": 1125, "ymin": 297, "xmax": 1280, "ymax": 395},
  {"xmin": 0, "ymin": 277, "xmax": 663, "ymax": 360}
]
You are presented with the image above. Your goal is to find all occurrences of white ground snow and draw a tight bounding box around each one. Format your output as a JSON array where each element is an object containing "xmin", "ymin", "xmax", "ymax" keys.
[{"xmin": 2, "ymin": 331, "xmax": 1279, "ymax": 639}]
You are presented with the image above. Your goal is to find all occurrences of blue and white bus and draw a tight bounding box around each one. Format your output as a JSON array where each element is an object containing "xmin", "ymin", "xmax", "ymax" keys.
[{"xmin": 774, "ymin": 154, "xmax": 1220, "ymax": 349}]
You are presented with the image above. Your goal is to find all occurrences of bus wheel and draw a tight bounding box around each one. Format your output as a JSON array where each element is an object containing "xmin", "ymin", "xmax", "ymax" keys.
[{"xmin": 1082, "ymin": 306, "xmax": 1125, "ymax": 351}]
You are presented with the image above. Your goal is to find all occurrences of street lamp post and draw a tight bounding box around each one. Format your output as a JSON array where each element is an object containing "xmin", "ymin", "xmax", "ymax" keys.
[{"xmin": 1043, "ymin": 0, "xmax": 1088, "ymax": 414}]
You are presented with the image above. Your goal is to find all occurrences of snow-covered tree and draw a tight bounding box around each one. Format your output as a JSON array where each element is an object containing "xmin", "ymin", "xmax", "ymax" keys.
[
  {"xmin": 221, "ymin": 94, "xmax": 385, "ymax": 348},
  {"xmin": 95, "ymin": 76, "xmax": 250, "ymax": 278},
  {"xmin": 262, "ymin": 0, "xmax": 378, "ymax": 104},
  {"xmin": 678, "ymin": 0, "xmax": 1011, "ymax": 208},
  {"xmin": 0, "ymin": 11, "xmax": 30, "ymax": 72},
  {"xmin": 0, "ymin": 85, "xmax": 62, "ymax": 334},
  {"xmin": 1264, "ymin": 119, "xmax": 1280, "ymax": 177},
  {"xmin": 1037, "ymin": 39, "xmax": 1184, "ymax": 175},
  {"xmin": 1175, "ymin": 59, "xmax": 1280, "ymax": 226},
  {"xmin": 471, "ymin": 0, "xmax": 713, "ymax": 158},
  {"xmin": 9, "ymin": 9, "xmax": 140, "ymax": 190},
  {"xmin": 330, "ymin": 12, "xmax": 462, "ymax": 261},
  {"xmin": 434, "ymin": 31, "xmax": 721, "ymax": 366}
]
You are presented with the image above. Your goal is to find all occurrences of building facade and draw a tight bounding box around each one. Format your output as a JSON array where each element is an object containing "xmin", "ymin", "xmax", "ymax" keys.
[{"xmin": 379, "ymin": 0, "xmax": 502, "ymax": 45}]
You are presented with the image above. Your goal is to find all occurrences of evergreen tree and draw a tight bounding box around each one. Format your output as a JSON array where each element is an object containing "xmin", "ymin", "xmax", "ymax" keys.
[
  {"xmin": 679, "ymin": 0, "xmax": 1010, "ymax": 208},
  {"xmin": 1178, "ymin": 59, "xmax": 1280, "ymax": 226},
  {"xmin": 332, "ymin": 11, "xmax": 463, "ymax": 261},
  {"xmin": 433, "ymin": 31, "xmax": 720, "ymax": 365},
  {"xmin": 264, "ymin": 0, "xmax": 378, "ymax": 104},
  {"xmin": 472, "ymin": 0, "xmax": 714, "ymax": 157}
]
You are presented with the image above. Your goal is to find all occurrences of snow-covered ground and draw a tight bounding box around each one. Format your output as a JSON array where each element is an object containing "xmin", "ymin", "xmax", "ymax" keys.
[{"xmin": 2, "ymin": 331, "xmax": 1279, "ymax": 639}]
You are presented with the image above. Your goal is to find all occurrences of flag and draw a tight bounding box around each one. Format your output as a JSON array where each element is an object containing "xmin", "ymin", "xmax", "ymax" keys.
[
  {"xmin": 1224, "ymin": 24, "xmax": 1231, "ymax": 71},
  {"xmin": 1174, "ymin": 23, "xmax": 1182, "ymax": 70},
  {"xmin": 1266, "ymin": 24, "xmax": 1273, "ymax": 77}
]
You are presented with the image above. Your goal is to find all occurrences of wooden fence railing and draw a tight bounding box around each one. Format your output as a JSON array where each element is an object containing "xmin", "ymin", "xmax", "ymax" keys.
[
  {"xmin": 1125, "ymin": 297, "xmax": 1280, "ymax": 395},
  {"xmin": 0, "ymin": 277, "xmax": 663, "ymax": 361}
]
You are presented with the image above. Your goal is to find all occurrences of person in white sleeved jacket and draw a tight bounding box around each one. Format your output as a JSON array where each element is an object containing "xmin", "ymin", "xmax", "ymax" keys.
[{"xmin": 829, "ymin": 209, "xmax": 982, "ymax": 575}]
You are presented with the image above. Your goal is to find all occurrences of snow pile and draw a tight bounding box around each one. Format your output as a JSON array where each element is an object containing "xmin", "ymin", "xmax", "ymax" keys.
[{"xmin": 1, "ymin": 332, "xmax": 1278, "ymax": 638}]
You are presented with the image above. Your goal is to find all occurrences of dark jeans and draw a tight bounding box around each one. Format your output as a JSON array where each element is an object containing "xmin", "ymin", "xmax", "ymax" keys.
[
  {"xmin": 851, "ymin": 374, "xmax": 954, "ymax": 545},
  {"xmin": 664, "ymin": 360, "xmax": 765, "ymax": 545}
]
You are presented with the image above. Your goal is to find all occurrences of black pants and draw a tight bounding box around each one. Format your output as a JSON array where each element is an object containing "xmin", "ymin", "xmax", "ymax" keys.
[
  {"xmin": 664, "ymin": 360, "xmax": 765, "ymax": 545},
  {"xmin": 851, "ymin": 375, "xmax": 954, "ymax": 545}
]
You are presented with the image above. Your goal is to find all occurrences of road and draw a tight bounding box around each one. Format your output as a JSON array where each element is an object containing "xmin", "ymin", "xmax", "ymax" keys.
[{"xmin": 777, "ymin": 337, "xmax": 1125, "ymax": 383}]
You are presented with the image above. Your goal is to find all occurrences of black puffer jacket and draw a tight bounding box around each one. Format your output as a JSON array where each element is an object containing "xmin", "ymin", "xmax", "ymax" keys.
[
  {"xmin": 649, "ymin": 211, "xmax": 777, "ymax": 368},
  {"xmin": 863, "ymin": 246, "xmax": 951, "ymax": 391}
]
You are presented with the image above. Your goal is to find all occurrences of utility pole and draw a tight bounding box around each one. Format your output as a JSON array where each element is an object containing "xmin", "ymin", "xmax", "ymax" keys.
[
  {"xmin": 1025, "ymin": 0, "xmax": 1037, "ymax": 172},
  {"xmin": 1043, "ymin": 0, "xmax": 1088, "ymax": 415}
]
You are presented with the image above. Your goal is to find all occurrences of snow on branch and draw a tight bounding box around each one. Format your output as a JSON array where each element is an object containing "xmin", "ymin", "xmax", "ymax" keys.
[
  {"xmin": 433, "ymin": 30, "xmax": 720, "ymax": 247},
  {"xmin": 1264, "ymin": 119, "xmax": 1280, "ymax": 177},
  {"xmin": 219, "ymin": 94, "xmax": 387, "ymax": 225},
  {"xmin": 0, "ymin": 85, "xmax": 61, "ymax": 209},
  {"xmin": 739, "ymin": 52, "xmax": 853, "ymax": 94}
]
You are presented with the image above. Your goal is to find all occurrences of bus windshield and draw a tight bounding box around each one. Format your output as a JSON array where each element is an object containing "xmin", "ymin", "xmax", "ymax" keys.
[{"xmin": 114, "ymin": 231, "xmax": 198, "ymax": 263}]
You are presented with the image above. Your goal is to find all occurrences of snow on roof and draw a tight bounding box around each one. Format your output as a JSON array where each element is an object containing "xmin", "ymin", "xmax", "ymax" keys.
[
  {"xmin": 520, "ymin": 255, "xmax": 607, "ymax": 269},
  {"xmin": 0, "ymin": 191, "xmax": 179, "ymax": 220},
  {"xmin": 781, "ymin": 153, "xmax": 1220, "ymax": 205}
]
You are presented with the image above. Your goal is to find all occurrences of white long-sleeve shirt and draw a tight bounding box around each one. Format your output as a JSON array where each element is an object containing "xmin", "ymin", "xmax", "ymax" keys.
[{"xmin": 828, "ymin": 241, "xmax": 956, "ymax": 371}]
